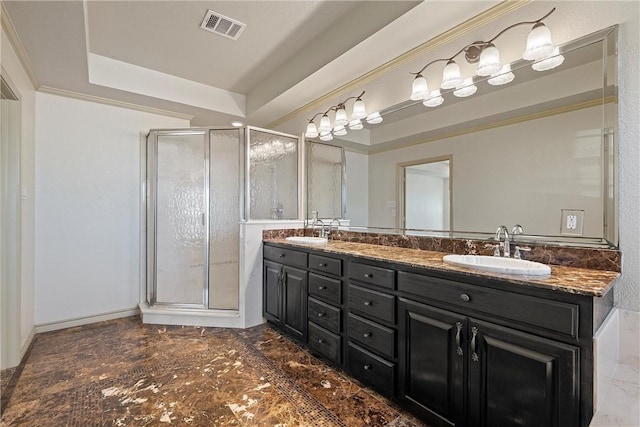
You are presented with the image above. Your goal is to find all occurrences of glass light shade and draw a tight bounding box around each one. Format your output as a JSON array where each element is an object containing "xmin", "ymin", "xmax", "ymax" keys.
[
  {"xmin": 487, "ymin": 64, "xmax": 515, "ymax": 86},
  {"xmin": 476, "ymin": 44, "xmax": 501, "ymax": 76},
  {"xmin": 365, "ymin": 112, "xmax": 383, "ymax": 124},
  {"xmin": 410, "ymin": 74, "xmax": 429, "ymax": 100},
  {"xmin": 522, "ymin": 22, "xmax": 554, "ymax": 61},
  {"xmin": 348, "ymin": 119, "xmax": 363, "ymax": 130},
  {"xmin": 453, "ymin": 77, "xmax": 477, "ymax": 98},
  {"xmin": 333, "ymin": 125, "xmax": 347, "ymax": 136},
  {"xmin": 441, "ymin": 60, "xmax": 463, "ymax": 89},
  {"xmin": 334, "ymin": 107, "xmax": 348, "ymax": 127},
  {"xmin": 318, "ymin": 114, "xmax": 332, "ymax": 133},
  {"xmin": 532, "ymin": 47, "xmax": 565, "ymax": 71},
  {"xmin": 305, "ymin": 121, "xmax": 319, "ymax": 138},
  {"xmin": 351, "ymin": 98, "xmax": 367, "ymax": 120},
  {"xmin": 423, "ymin": 89, "xmax": 444, "ymax": 107},
  {"xmin": 319, "ymin": 131, "xmax": 333, "ymax": 141}
]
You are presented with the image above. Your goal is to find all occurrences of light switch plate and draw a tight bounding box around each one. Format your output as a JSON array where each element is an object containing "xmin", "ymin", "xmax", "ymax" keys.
[{"xmin": 561, "ymin": 209, "xmax": 584, "ymax": 235}]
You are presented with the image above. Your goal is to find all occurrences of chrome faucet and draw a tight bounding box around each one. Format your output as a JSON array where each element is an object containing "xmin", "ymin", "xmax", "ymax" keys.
[
  {"xmin": 495, "ymin": 225, "xmax": 510, "ymax": 257},
  {"xmin": 511, "ymin": 224, "xmax": 524, "ymax": 237},
  {"xmin": 312, "ymin": 218, "xmax": 328, "ymax": 238}
]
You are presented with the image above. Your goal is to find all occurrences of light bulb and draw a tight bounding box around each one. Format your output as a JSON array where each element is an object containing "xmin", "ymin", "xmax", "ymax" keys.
[
  {"xmin": 532, "ymin": 47, "xmax": 565, "ymax": 71},
  {"xmin": 441, "ymin": 60, "xmax": 463, "ymax": 89},
  {"xmin": 453, "ymin": 77, "xmax": 477, "ymax": 98},
  {"xmin": 333, "ymin": 125, "xmax": 347, "ymax": 136},
  {"xmin": 348, "ymin": 119, "xmax": 363, "ymax": 130},
  {"xmin": 334, "ymin": 106, "xmax": 348, "ymax": 127},
  {"xmin": 318, "ymin": 114, "xmax": 332, "ymax": 133},
  {"xmin": 351, "ymin": 98, "xmax": 367, "ymax": 120},
  {"xmin": 487, "ymin": 63, "xmax": 515, "ymax": 86},
  {"xmin": 476, "ymin": 44, "xmax": 501, "ymax": 76},
  {"xmin": 365, "ymin": 112, "xmax": 383, "ymax": 124},
  {"xmin": 410, "ymin": 74, "xmax": 429, "ymax": 101},
  {"xmin": 305, "ymin": 121, "xmax": 319, "ymax": 138},
  {"xmin": 523, "ymin": 22, "xmax": 555, "ymax": 61},
  {"xmin": 423, "ymin": 89, "xmax": 444, "ymax": 108}
]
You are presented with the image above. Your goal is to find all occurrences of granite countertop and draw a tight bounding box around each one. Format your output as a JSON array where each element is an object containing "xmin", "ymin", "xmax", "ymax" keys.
[{"xmin": 264, "ymin": 238, "xmax": 619, "ymax": 297}]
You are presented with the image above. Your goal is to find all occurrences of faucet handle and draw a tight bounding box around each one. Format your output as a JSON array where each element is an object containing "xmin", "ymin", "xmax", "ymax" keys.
[
  {"xmin": 493, "ymin": 243, "xmax": 503, "ymax": 257},
  {"xmin": 514, "ymin": 245, "xmax": 531, "ymax": 259}
]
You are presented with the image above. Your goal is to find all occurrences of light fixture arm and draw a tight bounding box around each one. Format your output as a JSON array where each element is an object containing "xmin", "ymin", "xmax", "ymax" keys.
[{"xmin": 486, "ymin": 7, "xmax": 555, "ymax": 44}]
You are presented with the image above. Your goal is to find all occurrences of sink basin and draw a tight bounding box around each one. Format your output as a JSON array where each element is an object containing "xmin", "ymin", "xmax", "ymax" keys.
[
  {"xmin": 443, "ymin": 254, "xmax": 551, "ymax": 276},
  {"xmin": 285, "ymin": 236, "xmax": 328, "ymax": 245}
]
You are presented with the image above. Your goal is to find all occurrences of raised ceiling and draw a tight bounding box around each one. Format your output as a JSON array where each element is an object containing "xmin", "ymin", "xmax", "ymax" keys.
[{"xmin": 2, "ymin": 1, "xmax": 501, "ymax": 127}]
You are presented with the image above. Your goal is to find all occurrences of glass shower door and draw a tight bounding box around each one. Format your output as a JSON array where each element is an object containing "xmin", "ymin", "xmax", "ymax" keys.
[{"xmin": 153, "ymin": 132, "xmax": 208, "ymax": 307}]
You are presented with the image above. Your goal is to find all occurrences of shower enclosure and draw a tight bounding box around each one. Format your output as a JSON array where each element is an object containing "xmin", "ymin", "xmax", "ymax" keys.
[{"xmin": 143, "ymin": 127, "xmax": 299, "ymax": 321}]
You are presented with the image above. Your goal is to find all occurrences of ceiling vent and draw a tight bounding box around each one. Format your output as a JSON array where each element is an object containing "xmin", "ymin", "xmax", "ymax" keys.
[{"xmin": 200, "ymin": 10, "xmax": 246, "ymax": 41}]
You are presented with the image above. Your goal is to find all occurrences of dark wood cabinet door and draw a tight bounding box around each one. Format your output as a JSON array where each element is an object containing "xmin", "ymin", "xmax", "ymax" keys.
[
  {"xmin": 283, "ymin": 265, "xmax": 307, "ymax": 341},
  {"xmin": 398, "ymin": 298, "xmax": 466, "ymax": 427},
  {"xmin": 263, "ymin": 261, "xmax": 282, "ymax": 325},
  {"xmin": 467, "ymin": 319, "xmax": 580, "ymax": 427}
]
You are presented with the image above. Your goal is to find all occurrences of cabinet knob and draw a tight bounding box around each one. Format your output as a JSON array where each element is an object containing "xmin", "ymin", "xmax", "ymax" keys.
[
  {"xmin": 363, "ymin": 273, "xmax": 372, "ymax": 278},
  {"xmin": 279, "ymin": 253, "xmax": 285, "ymax": 258},
  {"xmin": 317, "ymin": 312, "xmax": 325, "ymax": 317},
  {"xmin": 363, "ymin": 301, "xmax": 372, "ymax": 306},
  {"xmin": 319, "ymin": 263, "xmax": 327, "ymax": 267},
  {"xmin": 318, "ymin": 286, "xmax": 326, "ymax": 290},
  {"xmin": 460, "ymin": 293, "xmax": 470, "ymax": 302},
  {"xmin": 318, "ymin": 339, "xmax": 324, "ymax": 344},
  {"xmin": 363, "ymin": 332, "xmax": 371, "ymax": 338},
  {"xmin": 363, "ymin": 364, "xmax": 371, "ymax": 371}
]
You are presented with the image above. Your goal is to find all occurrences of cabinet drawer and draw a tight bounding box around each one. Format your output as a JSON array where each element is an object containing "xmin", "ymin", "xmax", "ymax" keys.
[
  {"xmin": 308, "ymin": 273, "xmax": 342, "ymax": 305},
  {"xmin": 308, "ymin": 297, "xmax": 341, "ymax": 334},
  {"xmin": 349, "ymin": 262, "xmax": 395, "ymax": 290},
  {"xmin": 348, "ymin": 284, "xmax": 395, "ymax": 324},
  {"xmin": 398, "ymin": 271, "xmax": 579, "ymax": 339},
  {"xmin": 348, "ymin": 313, "xmax": 395, "ymax": 359},
  {"xmin": 309, "ymin": 254, "xmax": 342, "ymax": 277},
  {"xmin": 264, "ymin": 245, "xmax": 307, "ymax": 268},
  {"xmin": 308, "ymin": 322, "xmax": 341, "ymax": 365},
  {"xmin": 347, "ymin": 342, "xmax": 395, "ymax": 397}
]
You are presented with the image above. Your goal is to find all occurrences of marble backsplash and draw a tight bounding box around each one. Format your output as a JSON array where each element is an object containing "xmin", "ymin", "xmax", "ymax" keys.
[{"xmin": 262, "ymin": 228, "xmax": 621, "ymax": 272}]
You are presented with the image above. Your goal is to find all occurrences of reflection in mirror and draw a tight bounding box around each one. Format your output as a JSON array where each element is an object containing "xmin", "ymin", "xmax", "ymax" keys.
[
  {"xmin": 401, "ymin": 158, "xmax": 451, "ymax": 231},
  {"xmin": 306, "ymin": 141, "xmax": 344, "ymax": 220},
  {"xmin": 307, "ymin": 26, "xmax": 617, "ymax": 248}
]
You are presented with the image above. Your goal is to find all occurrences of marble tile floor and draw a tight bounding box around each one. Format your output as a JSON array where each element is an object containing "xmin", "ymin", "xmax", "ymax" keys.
[
  {"xmin": 0, "ymin": 317, "xmax": 427, "ymax": 426},
  {"xmin": 591, "ymin": 362, "xmax": 640, "ymax": 426}
]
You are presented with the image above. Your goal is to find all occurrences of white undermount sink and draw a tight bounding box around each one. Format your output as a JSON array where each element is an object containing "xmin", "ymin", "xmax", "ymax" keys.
[
  {"xmin": 285, "ymin": 236, "xmax": 328, "ymax": 245},
  {"xmin": 443, "ymin": 254, "xmax": 551, "ymax": 276}
]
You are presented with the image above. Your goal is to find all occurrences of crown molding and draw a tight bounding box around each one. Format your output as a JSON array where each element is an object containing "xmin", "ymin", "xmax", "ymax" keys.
[
  {"xmin": 1, "ymin": 1, "xmax": 40, "ymax": 89},
  {"xmin": 268, "ymin": 0, "xmax": 531, "ymax": 130},
  {"xmin": 38, "ymin": 85, "xmax": 194, "ymax": 121}
]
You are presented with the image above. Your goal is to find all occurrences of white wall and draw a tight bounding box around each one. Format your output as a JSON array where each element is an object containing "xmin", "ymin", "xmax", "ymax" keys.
[
  {"xmin": 1, "ymin": 25, "xmax": 37, "ymax": 366},
  {"xmin": 34, "ymin": 93, "xmax": 188, "ymax": 325}
]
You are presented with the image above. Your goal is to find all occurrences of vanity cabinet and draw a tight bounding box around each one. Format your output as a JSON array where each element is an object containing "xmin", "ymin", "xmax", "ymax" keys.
[
  {"xmin": 262, "ymin": 242, "xmax": 610, "ymax": 427},
  {"xmin": 263, "ymin": 246, "xmax": 308, "ymax": 342}
]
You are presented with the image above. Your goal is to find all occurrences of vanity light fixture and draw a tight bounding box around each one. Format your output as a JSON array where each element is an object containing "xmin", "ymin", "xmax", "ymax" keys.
[
  {"xmin": 409, "ymin": 8, "xmax": 563, "ymax": 106},
  {"xmin": 305, "ymin": 91, "xmax": 382, "ymax": 139}
]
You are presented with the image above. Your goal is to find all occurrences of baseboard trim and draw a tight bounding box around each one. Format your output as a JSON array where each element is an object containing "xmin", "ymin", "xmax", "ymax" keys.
[
  {"xmin": 34, "ymin": 308, "xmax": 140, "ymax": 333},
  {"xmin": 19, "ymin": 327, "xmax": 36, "ymax": 362}
]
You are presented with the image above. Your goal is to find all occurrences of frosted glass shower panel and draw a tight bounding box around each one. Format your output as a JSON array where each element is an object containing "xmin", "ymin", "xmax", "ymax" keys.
[
  {"xmin": 155, "ymin": 134, "xmax": 206, "ymax": 305},
  {"xmin": 249, "ymin": 130, "xmax": 298, "ymax": 220},
  {"xmin": 209, "ymin": 130, "xmax": 240, "ymax": 310},
  {"xmin": 307, "ymin": 142, "xmax": 344, "ymax": 219}
]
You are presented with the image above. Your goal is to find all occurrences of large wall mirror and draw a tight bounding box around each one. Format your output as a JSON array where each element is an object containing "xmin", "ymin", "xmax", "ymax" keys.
[{"xmin": 306, "ymin": 26, "xmax": 618, "ymax": 248}]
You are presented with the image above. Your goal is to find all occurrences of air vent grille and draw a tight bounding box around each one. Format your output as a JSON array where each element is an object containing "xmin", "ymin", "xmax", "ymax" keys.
[{"xmin": 200, "ymin": 10, "xmax": 246, "ymax": 41}]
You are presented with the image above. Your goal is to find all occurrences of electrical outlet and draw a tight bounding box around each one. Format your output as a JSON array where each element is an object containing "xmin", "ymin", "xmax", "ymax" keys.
[{"xmin": 561, "ymin": 209, "xmax": 584, "ymax": 235}]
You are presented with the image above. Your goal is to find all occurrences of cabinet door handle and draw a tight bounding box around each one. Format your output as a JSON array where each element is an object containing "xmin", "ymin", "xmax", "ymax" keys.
[
  {"xmin": 363, "ymin": 301, "xmax": 372, "ymax": 306},
  {"xmin": 317, "ymin": 312, "xmax": 325, "ymax": 317},
  {"xmin": 283, "ymin": 271, "xmax": 287, "ymax": 283},
  {"xmin": 460, "ymin": 293, "xmax": 470, "ymax": 302},
  {"xmin": 318, "ymin": 286, "xmax": 326, "ymax": 290},
  {"xmin": 363, "ymin": 332, "xmax": 371, "ymax": 338},
  {"xmin": 363, "ymin": 273, "xmax": 372, "ymax": 278},
  {"xmin": 455, "ymin": 322, "xmax": 463, "ymax": 356},
  {"xmin": 471, "ymin": 326, "xmax": 479, "ymax": 362},
  {"xmin": 363, "ymin": 364, "xmax": 371, "ymax": 371}
]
